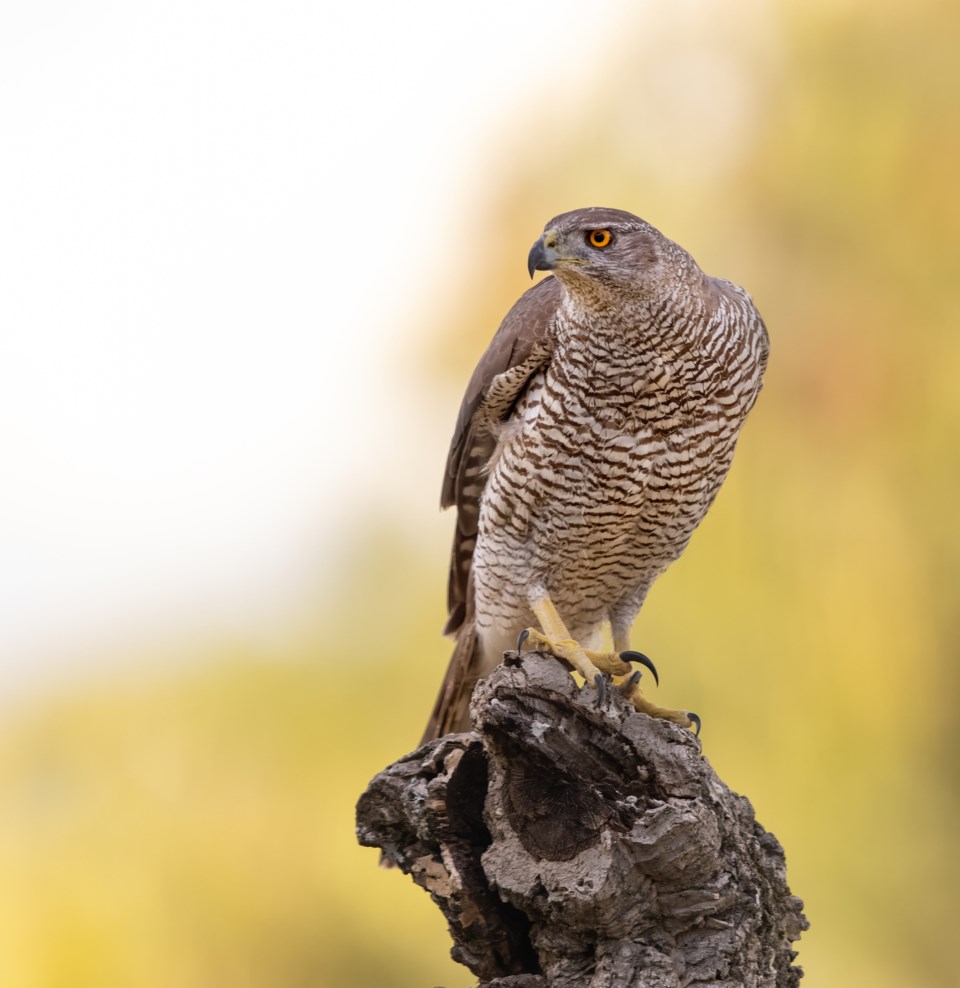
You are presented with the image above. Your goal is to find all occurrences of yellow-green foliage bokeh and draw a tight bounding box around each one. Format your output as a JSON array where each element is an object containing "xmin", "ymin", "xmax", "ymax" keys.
[{"xmin": 2, "ymin": 2, "xmax": 958, "ymax": 986}]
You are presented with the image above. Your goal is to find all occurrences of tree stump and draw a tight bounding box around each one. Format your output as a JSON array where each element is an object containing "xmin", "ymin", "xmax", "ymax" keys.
[{"xmin": 356, "ymin": 651, "xmax": 808, "ymax": 987}]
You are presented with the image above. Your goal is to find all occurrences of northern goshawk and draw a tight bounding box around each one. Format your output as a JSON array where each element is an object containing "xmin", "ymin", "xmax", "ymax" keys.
[{"xmin": 423, "ymin": 207, "xmax": 768, "ymax": 742}]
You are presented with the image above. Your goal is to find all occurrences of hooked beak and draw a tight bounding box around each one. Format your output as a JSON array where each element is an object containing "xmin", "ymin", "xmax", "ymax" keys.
[{"xmin": 527, "ymin": 233, "xmax": 559, "ymax": 278}]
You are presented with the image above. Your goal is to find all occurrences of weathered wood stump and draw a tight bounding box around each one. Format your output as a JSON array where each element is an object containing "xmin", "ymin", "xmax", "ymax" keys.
[{"xmin": 356, "ymin": 651, "xmax": 807, "ymax": 987}]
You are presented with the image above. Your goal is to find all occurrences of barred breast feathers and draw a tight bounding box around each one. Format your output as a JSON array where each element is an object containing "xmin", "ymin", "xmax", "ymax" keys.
[{"xmin": 426, "ymin": 207, "xmax": 769, "ymax": 742}]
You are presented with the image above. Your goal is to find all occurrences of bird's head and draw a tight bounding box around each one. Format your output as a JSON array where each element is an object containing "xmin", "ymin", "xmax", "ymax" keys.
[{"xmin": 527, "ymin": 207, "xmax": 687, "ymax": 298}]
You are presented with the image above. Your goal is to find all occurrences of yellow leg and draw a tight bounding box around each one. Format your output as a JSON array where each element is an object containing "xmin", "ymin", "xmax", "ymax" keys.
[
  {"xmin": 615, "ymin": 672, "xmax": 697, "ymax": 731},
  {"xmin": 523, "ymin": 594, "xmax": 700, "ymax": 734},
  {"xmin": 526, "ymin": 596, "xmax": 631, "ymax": 681}
]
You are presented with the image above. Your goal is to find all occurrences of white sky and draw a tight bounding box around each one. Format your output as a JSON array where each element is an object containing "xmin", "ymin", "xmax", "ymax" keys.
[{"xmin": 0, "ymin": 1, "xmax": 640, "ymax": 684}]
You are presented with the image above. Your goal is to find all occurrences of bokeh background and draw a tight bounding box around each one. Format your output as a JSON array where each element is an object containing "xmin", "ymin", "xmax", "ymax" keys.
[{"xmin": 1, "ymin": 0, "xmax": 957, "ymax": 985}]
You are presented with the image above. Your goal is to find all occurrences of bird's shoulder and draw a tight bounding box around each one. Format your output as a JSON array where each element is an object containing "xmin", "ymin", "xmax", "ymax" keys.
[{"xmin": 706, "ymin": 276, "xmax": 770, "ymax": 366}]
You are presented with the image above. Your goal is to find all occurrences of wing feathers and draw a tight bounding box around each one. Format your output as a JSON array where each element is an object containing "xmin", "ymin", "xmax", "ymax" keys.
[{"xmin": 441, "ymin": 276, "xmax": 560, "ymax": 637}]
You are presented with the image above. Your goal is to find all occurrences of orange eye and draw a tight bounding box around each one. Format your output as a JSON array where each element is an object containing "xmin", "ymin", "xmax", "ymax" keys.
[{"xmin": 586, "ymin": 228, "xmax": 613, "ymax": 249}]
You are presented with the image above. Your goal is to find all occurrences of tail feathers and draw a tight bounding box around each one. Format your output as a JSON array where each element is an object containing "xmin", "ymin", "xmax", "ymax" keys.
[{"xmin": 420, "ymin": 620, "xmax": 483, "ymax": 745}]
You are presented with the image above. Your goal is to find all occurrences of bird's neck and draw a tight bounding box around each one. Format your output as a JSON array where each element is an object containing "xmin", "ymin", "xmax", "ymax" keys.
[
  {"xmin": 556, "ymin": 280, "xmax": 707, "ymax": 358},
  {"xmin": 549, "ymin": 275, "xmax": 718, "ymax": 409}
]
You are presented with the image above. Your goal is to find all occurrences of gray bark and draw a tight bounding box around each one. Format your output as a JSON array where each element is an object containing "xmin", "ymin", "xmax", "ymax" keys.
[{"xmin": 356, "ymin": 651, "xmax": 808, "ymax": 987}]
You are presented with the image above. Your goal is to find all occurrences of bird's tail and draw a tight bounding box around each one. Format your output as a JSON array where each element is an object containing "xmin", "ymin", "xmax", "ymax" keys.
[{"xmin": 420, "ymin": 619, "xmax": 482, "ymax": 745}]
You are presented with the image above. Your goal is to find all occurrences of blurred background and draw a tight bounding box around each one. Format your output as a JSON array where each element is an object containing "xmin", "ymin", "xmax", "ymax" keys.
[{"xmin": 1, "ymin": 0, "xmax": 957, "ymax": 984}]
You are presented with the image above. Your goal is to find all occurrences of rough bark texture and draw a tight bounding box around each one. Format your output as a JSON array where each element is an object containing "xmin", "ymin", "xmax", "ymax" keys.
[{"xmin": 356, "ymin": 652, "xmax": 808, "ymax": 987}]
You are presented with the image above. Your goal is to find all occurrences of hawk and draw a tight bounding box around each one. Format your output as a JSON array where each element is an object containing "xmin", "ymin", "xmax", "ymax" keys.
[{"xmin": 423, "ymin": 207, "xmax": 768, "ymax": 742}]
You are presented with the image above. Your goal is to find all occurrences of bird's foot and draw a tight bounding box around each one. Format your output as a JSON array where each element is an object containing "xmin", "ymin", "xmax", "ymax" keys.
[
  {"xmin": 520, "ymin": 595, "xmax": 699, "ymax": 734},
  {"xmin": 517, "ymin": 630, "xmax": 660, "ymax": 709},
  {"xmin": 518, "ymin": 626, "xmax": 627, "ymax": 676},
  {"xmin": 615, "ymin": 672, "xmax": 701, "ymax": 735}
]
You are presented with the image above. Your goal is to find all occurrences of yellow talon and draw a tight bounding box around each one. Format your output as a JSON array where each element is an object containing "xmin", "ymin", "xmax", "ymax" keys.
[
  {"xmin": 523, "ymin": 592, "xmax": 700, "ymax": 733},
  {"xmin": 584, "ymin": 648, "xmax": 633, "ymax": 676},
  {"xmin": 518, "ymin": 627, "xmax": 606, "ymax": 684},
  {"xmin": 614, "ymin": 671, "xmax": 697, "ymax": 731}
]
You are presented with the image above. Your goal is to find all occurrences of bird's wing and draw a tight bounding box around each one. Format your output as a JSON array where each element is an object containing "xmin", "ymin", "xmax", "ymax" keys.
[{"xmin": 442, "ymin": 275, "xmax": 561, "ymax": 636}]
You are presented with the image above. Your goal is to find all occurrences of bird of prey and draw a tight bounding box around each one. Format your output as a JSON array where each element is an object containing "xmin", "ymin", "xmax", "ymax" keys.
[{"xmin": 423, "ymin": 207, "xmax": 768, "ymax": 742}]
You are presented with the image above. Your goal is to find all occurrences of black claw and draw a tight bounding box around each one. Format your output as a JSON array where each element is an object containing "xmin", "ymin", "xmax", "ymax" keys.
[
  {"xmin": 517, "ymin": 629, "xmax": 529, "ymax": 652},
  {"xmin": 619, "ymin": 670, "xmax": 642, "ymax": 695},
  {"xmin": 620, "ymin": 650, "xmax": 659, "ymax": 687},
  {"xmin": 593, "ymin": 672, "xmax": 608, "ymax": 706},
  {"xmin": 687, "ymin": 712, "xmax": 702, "ymax": 737}
]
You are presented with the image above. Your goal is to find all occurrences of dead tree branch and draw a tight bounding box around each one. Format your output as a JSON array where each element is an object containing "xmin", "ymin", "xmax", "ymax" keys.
[{"xmin": 357, "ymin": 652, "xmax": 808, "ymax": 987}]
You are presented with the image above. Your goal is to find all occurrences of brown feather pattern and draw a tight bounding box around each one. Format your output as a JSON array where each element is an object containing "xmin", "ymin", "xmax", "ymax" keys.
[{"xmin": 422, "ymin": 208, "xmax": 768, "ymax": 742}]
